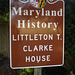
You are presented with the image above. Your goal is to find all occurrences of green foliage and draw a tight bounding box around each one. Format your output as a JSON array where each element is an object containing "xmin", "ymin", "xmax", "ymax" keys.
[
  {"xmin": 20, "ymin": 72, "xmax": 28, "ymax": 75},
  {"xmin": 19, "ymin": 68, "xmax": 34, "ymax": 75},
  {"xmin": 0, "ymin": 0, "xmax": 9, "ymax": 21},
  {"xmin": 0, "ymin": 54, "xmax": 4, "ymax": 61},
  {"xmin": 65, "ymin": 0, "xmax": 75, "ymax": 72},
  {"xmin": 0, "ymin": 0, "xmax": 9, "ymax": 15},
  {"xmin": 0, "ymin": 13, "xmax": 9, "ymax": 21},
  {"xmin": 69, "ymin": 71, "xmax": 74, "ymax": 75},
  {"xmin": 26, "ymin": 68, "xmax": 34, "ymax": 73},
  {"xmin": 0, "ymin": 57, "xmax": 3, "ymax": 61}
]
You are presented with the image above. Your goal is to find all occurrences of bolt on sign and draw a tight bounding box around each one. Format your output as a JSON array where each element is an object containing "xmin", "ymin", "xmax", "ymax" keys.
[{"xmin": 10, "ymin": 0, "xmax": 65, "ymax": 69}]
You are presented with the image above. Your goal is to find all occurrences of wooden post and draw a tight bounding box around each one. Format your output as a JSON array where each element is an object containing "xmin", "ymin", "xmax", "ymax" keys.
[{"xmin": 34, "ymin": 68, "xmax": 42, "ymax": 75}]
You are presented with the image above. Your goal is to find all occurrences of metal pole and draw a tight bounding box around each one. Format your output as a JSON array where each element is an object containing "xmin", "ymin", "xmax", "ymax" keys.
[{"xmin": 34, "ymin": 68, "xmax": 42, "ymax": 75}]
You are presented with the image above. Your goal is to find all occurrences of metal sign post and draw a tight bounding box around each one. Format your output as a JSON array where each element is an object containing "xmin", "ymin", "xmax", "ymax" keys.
[{"xmin": 34, "ymin": 68, "xmax": 42, "ymax": 75}]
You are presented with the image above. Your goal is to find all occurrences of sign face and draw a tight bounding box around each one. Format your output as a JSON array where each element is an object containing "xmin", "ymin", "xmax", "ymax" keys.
[{"xmin": 10, "ymin": 0, "xmax": 65, "ymax": 69}]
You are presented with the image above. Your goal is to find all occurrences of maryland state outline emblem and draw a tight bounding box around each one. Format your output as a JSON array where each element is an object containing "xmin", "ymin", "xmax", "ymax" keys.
[{"xmin": 30, "ymin": 0, "xmax": 46, "ymax": 8}]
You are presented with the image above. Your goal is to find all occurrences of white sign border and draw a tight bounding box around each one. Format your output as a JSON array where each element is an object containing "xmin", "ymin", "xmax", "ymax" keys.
[{"xmin": 10, "ymin": 0, "xmax": 65, "ymax": 69}]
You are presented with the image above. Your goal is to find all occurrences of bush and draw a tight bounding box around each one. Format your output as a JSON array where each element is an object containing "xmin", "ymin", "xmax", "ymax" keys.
[{"xmin": 19, "ymin": 68, "xmax": 34, "ymax": 75}]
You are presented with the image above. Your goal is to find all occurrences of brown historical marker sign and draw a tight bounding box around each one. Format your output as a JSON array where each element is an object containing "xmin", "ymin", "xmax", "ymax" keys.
[{"xmin": 10, "ymin": 0, "xmax": 65, "ymax": 69}]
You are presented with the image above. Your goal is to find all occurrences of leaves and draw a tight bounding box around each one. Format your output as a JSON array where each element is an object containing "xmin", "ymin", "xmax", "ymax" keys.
[
  {"xmin": 69, "ymin": 71, "xmax": 74, "ymax": 75},
  {"xmin": 0, "ymin": 0, "xmax": 9, "ymax": 21},
  {"xmin": 0, "ymin": 54, "xmax": 4, "ymax": 61},
  {"xmin": 19, "ymin": 68, "xmax": 34, "ymax": 75},
  {"xmin": 0, "ymin": 0, "xmax": 9, "ymax": 15}
]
